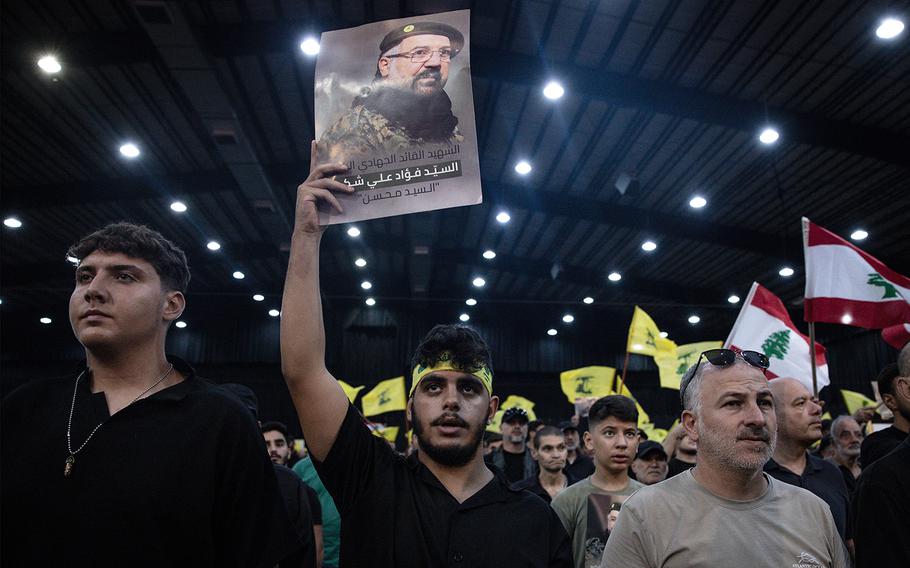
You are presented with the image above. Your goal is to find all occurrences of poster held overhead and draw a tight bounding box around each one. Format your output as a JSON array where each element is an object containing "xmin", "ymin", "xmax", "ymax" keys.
[{"xmin": 313, "ymin": 10, "xmax": 482, "ymax": 225}]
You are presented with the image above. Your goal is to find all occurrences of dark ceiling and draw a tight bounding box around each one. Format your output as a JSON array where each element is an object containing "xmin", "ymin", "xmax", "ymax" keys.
[{"xmin": 2, "ymin": 0, "xmax": 909, "ymax": 351}]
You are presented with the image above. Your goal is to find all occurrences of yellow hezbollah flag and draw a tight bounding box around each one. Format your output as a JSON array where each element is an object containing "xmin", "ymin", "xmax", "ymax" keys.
[
  {"xmin": 500, "ymin": 395, "xmax": 538, "ymax": 422},
  {"xmin": 487, "ymin": 409, "xmax": 505, "ymax": 432},
  {"xmin": 361, "ymin": 376, "xmax": 407, "ymax": 416},
  {"xmin": 614, "ymin": 379, "xmax": 651, "ymax": 426},
  {"xmin": 375, "ymin": 426, "xmax": 399, "ymax": 444},
  {"xmin": 560, "ymin": 366, "xmax": 617, "ymax": 403},
  {"xmin": 627, "ymin": 306, "xmax": 676, "ymax": 356},
  {"xmin": 638, "ymin": 423, "xmax": 668, "ymax": 442},
  {"xmin": 656, "ymin": 341, "xmax": 723, "ymax": 390},
  {"xmin": 841, "ymin": 389, "xmax": 876, "ymax": 415},
  {"xmin": 338, "ymin": 380, "xmax": 364, "ymax": 403}
]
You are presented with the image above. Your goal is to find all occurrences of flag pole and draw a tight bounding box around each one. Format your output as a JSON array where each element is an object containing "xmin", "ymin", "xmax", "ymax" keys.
[
  {"xmin": 618, "ymin": 350, "xmax": 631, "ymax": 395},
  {"xmin": 808, "ymin": 322, "xmax": 819, "ymax": 397}
]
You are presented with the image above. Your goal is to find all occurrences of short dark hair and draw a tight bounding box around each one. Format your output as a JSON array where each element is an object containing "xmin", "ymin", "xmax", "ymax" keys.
[
  {"xmin": 588, "ymin": 395, "xmax": 638, "ymax": 427},
  {"xmin": 261, "ymin": 421, "xmax": 289, "ymax": 443},
  {"xmin": 410, "ymin": 324, "xmax": 493, "ymax": 379},
  {"xmin": 67, "ymin": 222, "xmax": 190, "ymax": 293},
  {"xmin": 528, "ymin": 420, "xmax": 545, "ymax": 433},
  {"xmin": 533, "ymin": 426, "xmax": 565, "ymax": 450},
  {"xmin": 876, "ymin": 363, "xmax": 901, "ymax": 398}
]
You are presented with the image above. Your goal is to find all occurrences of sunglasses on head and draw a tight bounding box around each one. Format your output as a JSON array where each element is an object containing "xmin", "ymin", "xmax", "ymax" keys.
[{"xmin": 681, "ymin": 348, "xmax": 770, "ymax": 402}]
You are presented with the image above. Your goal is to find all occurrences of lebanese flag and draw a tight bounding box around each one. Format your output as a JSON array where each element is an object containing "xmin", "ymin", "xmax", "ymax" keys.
[
  {"xmin": 803, "ymin": 218, "xmax": 910, "ymax": 329},
  {"xmin": 725, "ymin": 282, "xmax": 830, "ymax": 393},
  {"xmin": 882, "ymin": 324, "xmax": 910, "ymax": 350}
]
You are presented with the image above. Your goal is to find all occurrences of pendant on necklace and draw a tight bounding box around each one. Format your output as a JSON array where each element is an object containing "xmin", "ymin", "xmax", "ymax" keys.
[{"xmin": 64, "ymin": 454, "xmax": 75, "ymax": 477}]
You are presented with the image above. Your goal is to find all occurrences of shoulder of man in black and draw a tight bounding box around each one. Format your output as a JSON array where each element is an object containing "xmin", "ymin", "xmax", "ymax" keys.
[{"xmin": 860, "ymin": 425, "xmax": 908, "ymax": 467}]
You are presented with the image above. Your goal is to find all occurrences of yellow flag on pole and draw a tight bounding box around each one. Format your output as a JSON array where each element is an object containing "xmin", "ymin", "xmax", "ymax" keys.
[
  {"xmin": 361, "ymin": 376, "xmax": 407, "ymax": 416},
  {"xmin": 841, "ymin": 389, "xmax": 877, "ymax": 415},
  {"xmin": 627, "ymin": 306, "xmax": 676, "ymax": 356},
  {"xmin": 656, "ymin": 341, "xmax": 723, "ymax": 390},
  {"xmin": 560, "ymin": 366, "xmax": 617, "ymax": 403},
  {"xmin": 338, "ymin": 380, "xmax": 365, "ymax": 403}
]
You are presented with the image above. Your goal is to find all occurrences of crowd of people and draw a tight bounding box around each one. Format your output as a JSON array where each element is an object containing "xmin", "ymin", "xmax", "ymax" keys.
[{"xmin": 1, "ymin": 156, "xmax": 908, "ymax": 567}]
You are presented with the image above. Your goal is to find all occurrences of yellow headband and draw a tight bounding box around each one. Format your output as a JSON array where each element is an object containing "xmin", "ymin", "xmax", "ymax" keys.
[{"xmin": 410, "ymin": 352, "xmax": 493, "ymax": 397}]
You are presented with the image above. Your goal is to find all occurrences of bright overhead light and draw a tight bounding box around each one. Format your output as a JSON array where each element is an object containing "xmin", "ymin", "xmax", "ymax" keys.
[
  {"xmin": 547, "ymin": 328, "xmax": 558, "ymax": 336},
  {"xmin": 4, "ymin": 217, "xmax": 23, "ymax": 229},
  {"xmin": 268, "ymin": 309, "xmax": 280, "ymax": 317},
  {"xmin": 66, "ymin": 256, "xmax": 79, "ymax": 264},
  {"xmin": 472, "ymin": 277, "xmax": 486, "ymax": 288},
  {"xmin": 514, "ymin": 161, "xmax": 532, "ymax": 175},
  {"xmin": 175, "ymin": 321, "xmax": 187, "ymax": 329},
  {"xmin": 354, "ymin": 258, "xmax": 367, "ymax": 268},
  {"xmin": 206, "ymin": 240, "xmax": 221, "ymax": 251},
  {"xmin": 347, "ymin": 226, "xmax": 361, "ymax": 238},
  {"xmin": 779, "ymin": 266, "xmax": 795, "ymax": 277},
  {"xmin": 688, "ymin": 315, "xmax": 701, "ymax": 324},
  {"xmin": 759, "ymin": 127, "xmax": 780, "ymax": 145},
  {"xmin": 641, "ymin": 240, "xmax": 657, "ymax": 252},
  {"xmin": 876, "ymin": 17, "xmax": 905, "ymax": 39},
  {"xmin": 542, "ymin": 81, "xmax": 565, "ymax": 100},
  {"xmin": 728, "ymin": 295, "xmax": 741, "ymax": 304},
  {"xmin": 361, "ymin": 280, "xmax": 372, "ymax": 290},
  {"xmin": 482, "ymin": 250, "xmax": 496, "ymax": 260},
  {"xmin": 583, "ymin": 296, "xmax": 594, "ymax": 304},
  {"xmin": 562, "ymin": 314, "xmax": 575, "ymax": 323},
  {"xmin": 299, "ymin": 37, "xmax": 321, "ymax": 55},
  {"xmin": 40, "ymin": 317, "xmax": 53, "ymax": 325},
  {"xmin": 495, "ymin": 211, "xmax": 511, "ymax": 224},
  {"xmin": 119, "ymin": 142, "xmax": 141, "ymax": 158},
  {"xmin": 659, "ymin": 331, "xmax": 669, "ymax": 338},
  {"xmin": 465, "ymin": 298, "xmax": 477, "ymax": 306},
  {"xmin": 365, "ymin": 297, "xmax": 376, "ymax": 306},
  {"xmin": 841, "ymin": 314, "xmax": 853, "ymax": 325},
  {"xmin": 850, "ymin": 229, "xmax": 868, "ymax": 241},
  {"xmin": 37, "ymin": 55, "xmax": 62, "ymax": 74},
  {"xmin": 689, "ymin": 196, "xmax": 707, "ymax": 209},
  {"xmin": 459, "ymin": 313, "xmax": 470, "ymax": 322},
  {"xmin": 232, "ymin": 271, "xmax": 245, "ymax": 280},
  {"xmin": 632, "ymin": 343, "xmax": 644, "ymax": 351},
  {"xmin": 253, "ymin": 294, "xmax": 265, "ymax": 302},
  {"xmin": 608, "ymin": 272, "xmax": 622, "ymax": 282},
  {"xmin": 169, "ymin": 201, "xmax": 187, "ymax": 213}
]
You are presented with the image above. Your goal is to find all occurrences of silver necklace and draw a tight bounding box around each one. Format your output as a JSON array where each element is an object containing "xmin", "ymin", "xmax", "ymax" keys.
[{"xmin": 64, "ymin": 363, "xmax": 174, "ymax": 477}]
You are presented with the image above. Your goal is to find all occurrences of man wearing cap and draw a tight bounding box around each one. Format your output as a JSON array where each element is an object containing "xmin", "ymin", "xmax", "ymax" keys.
[
  {"xmin": 278, "ymin": 160, "xmax": 572, "ymax": 567},
  {"xmin": 561, "ymin": 421, "xmax": 595, "ymax": 480},
  {"xmin": 629, "ymin": 440, "xmax": 668, "ymax": 486},
  {"xmin": 319, "ymin": 21, "xmax": 465, "ymax": 164},
  {"xmin": 486, "ymin": 407, "xmax": 537, "ymax": 484}
]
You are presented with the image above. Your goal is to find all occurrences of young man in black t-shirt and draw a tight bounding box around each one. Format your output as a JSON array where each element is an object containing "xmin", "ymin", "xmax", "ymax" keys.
[
  {"xmin": 279, "ymin": 146, "xmax": 572, "ymax": 567},
  {"xmin": 860, "ymin": 363, "xmax": 908, "ymax": 467}
]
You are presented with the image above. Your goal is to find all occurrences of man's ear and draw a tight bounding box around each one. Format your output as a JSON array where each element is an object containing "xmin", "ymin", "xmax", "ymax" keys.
[
  {"xmin": 163, "ymin": 291, "xmax": 185, "ymax": 323},
  {"xmin": 529, "ymin": 445, "xmax": 538, "ymax": 460},
  {"xmin": 377, "ymin": 57, "xmax": 391, "ymax": 77},
  {"xmin": 488, "ymin": 395, "xmax": 499, "ymax": 423},
  {"xmin": 583, "ymin": 430, "xmax": 593, "ymax": 452},
  {"xmin": 406, "ymin": 398, "xmax": 413, "ymax": 424},
  {"xmin": 681, "ymin": 410, "xmax": 699, "ymax": 443}
]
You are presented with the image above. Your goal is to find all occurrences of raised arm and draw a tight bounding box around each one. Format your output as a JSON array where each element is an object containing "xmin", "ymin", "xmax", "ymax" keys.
[{"xmin": 280, "ymin": 141, "xmax": 354, "ymax": 461}]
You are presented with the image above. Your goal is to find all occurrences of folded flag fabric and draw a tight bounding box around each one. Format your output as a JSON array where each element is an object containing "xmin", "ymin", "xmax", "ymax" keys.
[
  {"xmin": 840, "ymin": 389, "xmax": 877, "ymax": 416},
  {"xmin": 882, "ymin": 323, "xmax": 910, "ymax": 350},
  {"xmin": 627, "ymin": 306, "xmax": 676, "ymax": 356},
  {"xmin": 338, "ymin": 380, "xmax": 365, "ymax": 403},
  {"xmin": 655, "ymin": 341, "xmax": 724, "ymax": 390}
]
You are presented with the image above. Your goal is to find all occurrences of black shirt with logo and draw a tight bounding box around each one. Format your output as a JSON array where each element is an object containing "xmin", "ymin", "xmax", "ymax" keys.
[{"xmin": 314, "ymin": 403, "xmax": 572, "ymax": 567}]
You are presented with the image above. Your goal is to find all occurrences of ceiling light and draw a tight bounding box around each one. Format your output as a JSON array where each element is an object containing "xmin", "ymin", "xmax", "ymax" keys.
[
  {"xmin": 482, "ymin": 250, "xmax": 496, "ymax": 260},
  {"xmin": 169, "ymin": 201, "xmax": 187, "ymax": 213},
  {"xmin": 688, "ymin": 315, "xmax": 701, "ymax": 324},
  {"xmin": 119, "ymin": 142, "xmax": 140, "ymax": 158},
  {"xmin": 876, "ymin": 17, "xmax": 905, "ymax": 39},
  {"xmin": 268, "ymin": 309, "xmax": 280, "ymax": 317},
  {"xmin": 495, "ymin": 211, "xmax": 511, "ymax": 224},
  {"xmin": 542, "ymin": 81, "xmax": 565, "ymax": 100},
  {"xmin": 632, "ymin": 343, "xmax": 644, "ymax": 351},
  {"xmin": 361, "ymin": 281, "xmax": 372, "ymax": 290},
  {"xmin": 472, "ymin": 277, "xmax": 486, "ymax": 288},
  {"xmin": 465, "ymin": 298, "xmax": 477, "ymax": 306},
  {"xmin": 562, "ymin": 314, "xmax": 575, "ymax": 323},
  {"xmin": 758, "ymin": 127, "xmax": 780, "ymax": 145},
  {"xmin": 659, "ymin": 331, "xmax": 669, "ymax": 338},
  {"xmin": 583, "ymin": 296, "xmax": 594, "ymax": 304},
  {"xmin": 354, "ymin": 258, "xmax": 367, "ymax": 268},
  {"xmin": 514, "ymin": 161, "xmax": 532, "ymax": 175},
  {"xmin": 232, "ymin": 271, "xmax": 245, "ymax": 280},
  {"xmin": 728, "ymin": 295, "xmax": 741, "ymax": 304},
  {"xmin": 347, "ymin": 226, "xmax": 361, "ymax": 238},
  {"xmin": 365, "ymin": 297, "xmax": 376, "ymax": 306},
  {"xmin": 547, "ymin": 328, "xmax": 558, "ymax": 336},
  {"xmin": 841, "ymin": 314, "xmax": 853, "ymax": 325},
  {"xmin": 608, "ymin": 272, "xmax": 622, "ymax": 282},
  {"xmin": 253, "ymin": 294, "xmax": 265, "ymax": 302},
  {"xmin": 175, "ymin": 321, "xmax": 187, "ymax": 329},
  {"xmin": 850, "ymin": 229, "xmax": 868, "ymax": 241},
  {"xmin": 779, "ymin": 266, "xmax": 795, "ymax": 277},
  {"xmin": 66, "ymin": 256, "xmax": 79, "ymax": 264},
  {"xmin": 299, "ymin": 37, "xmax": 321, "ymax": 55},
  {"xmin": 40, "ymin": 317, "xmax": 53, "ymax": 324},
  {"xmin": 4, "ymin": 217, "xmax": 23, "ymax": 229},
  {"xmin": 459, "ymin": 313, "xmax": 470, "ymax": 322},
  {"xmin": 641, "ymin": 240, "xmax": 657, "ymax": 252},
  {"xmin": 206, "ymin": 240, "xmax": 221, "ymax": 251},
  {"xmin": 37, "ymin": 55, "xmax": 62, "ymax": 74},
  {"xmin": 689, "ymin": 196, "xmax": 707, "ymax": 209}
]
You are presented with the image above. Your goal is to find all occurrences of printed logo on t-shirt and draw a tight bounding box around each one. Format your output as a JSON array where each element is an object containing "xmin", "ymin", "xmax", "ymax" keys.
[
  {"xmin": 792, "ymin": 551, "xmax": 823, "ymax": 568},
  {"xmin": 584, "ymin": 494, "xmax": 631, "ymax": 567}
]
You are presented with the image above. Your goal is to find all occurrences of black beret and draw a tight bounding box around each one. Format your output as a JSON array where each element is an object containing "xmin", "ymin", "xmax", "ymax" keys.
[{"xmin": 379, "ymin": 21, "xmax": 465, "ymax": 54}]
